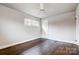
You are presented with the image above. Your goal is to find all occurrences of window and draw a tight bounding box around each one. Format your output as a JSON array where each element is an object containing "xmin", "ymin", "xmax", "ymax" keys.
[{"xmin": 24, "ymin": 18, "xmax": 39, "ymax": 27}]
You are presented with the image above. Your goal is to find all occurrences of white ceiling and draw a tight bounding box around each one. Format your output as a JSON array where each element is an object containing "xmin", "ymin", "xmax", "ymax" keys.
[{"xmin": 1, "ymin": 3, "xmax": 78, "ymax": 18}]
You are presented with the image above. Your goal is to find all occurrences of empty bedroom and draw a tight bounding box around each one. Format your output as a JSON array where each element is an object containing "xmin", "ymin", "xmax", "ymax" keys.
[{"xmin": 0, "ymin": 3, "xmax": 79, "ymax": 55}]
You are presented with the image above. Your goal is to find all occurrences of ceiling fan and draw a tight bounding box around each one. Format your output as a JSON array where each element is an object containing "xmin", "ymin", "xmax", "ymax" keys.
[{"xmin": 39, "ymin": 3, "xmax": 47, "ymax": 17}]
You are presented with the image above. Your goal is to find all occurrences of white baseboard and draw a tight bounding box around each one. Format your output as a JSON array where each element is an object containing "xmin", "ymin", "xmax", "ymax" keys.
[{"xmin": 0, "ymin": 37, "xmax": 40, "ymax": 49}]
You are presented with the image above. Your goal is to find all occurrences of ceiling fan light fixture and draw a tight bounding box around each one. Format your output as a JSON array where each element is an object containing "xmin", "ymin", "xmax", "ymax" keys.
[{"xmin": 38, "ymin": 3, "xmax": 47, "ymax": 18}]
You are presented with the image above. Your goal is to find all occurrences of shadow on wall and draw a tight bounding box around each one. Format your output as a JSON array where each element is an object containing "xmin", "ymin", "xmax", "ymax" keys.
[{"xmin": 0, "ymin": 35, "xmax": 12, "ymax": 46}]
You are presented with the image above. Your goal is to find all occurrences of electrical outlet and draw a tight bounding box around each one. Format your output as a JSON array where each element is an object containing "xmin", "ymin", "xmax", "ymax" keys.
[{"xmin": 75, "ymin": 40, "xmax": 77, "ymax": 42}]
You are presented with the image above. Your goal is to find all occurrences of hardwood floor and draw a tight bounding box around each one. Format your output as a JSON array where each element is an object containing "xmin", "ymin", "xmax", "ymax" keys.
[
  {"xmin": 0, "ymin": 38, "xmax": 78, "ymax": 55},
  {"xmin": 48, "ymin": 44, "xmax": 78, "ymax": 55},
  {"xmin": 0, "ymin": 38, "xmax": 46, "ymax": 55}
]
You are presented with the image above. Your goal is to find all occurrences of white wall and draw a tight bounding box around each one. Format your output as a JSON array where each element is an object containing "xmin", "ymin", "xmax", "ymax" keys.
[
  {"xmin": 76, "ymin": 4, "xmax": 79, "ymax": 45},
  {"xmin": 0, "ymin": 5, "xmax": 40, "ymax": 46},
  {"xmin": 43, "ymin": 12, "xmax": 76, "ymax": 44},
  {"xmin": 41, "ymin": 20, "xmax": 48, "ymax": 38}
]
